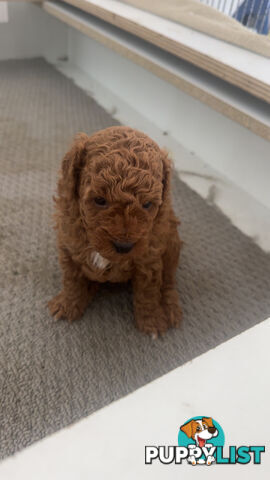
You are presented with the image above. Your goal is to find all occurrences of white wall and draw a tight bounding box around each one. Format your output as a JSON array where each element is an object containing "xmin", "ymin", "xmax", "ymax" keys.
[
  {"xmin": 0, "ymin": 2, "xmax": 67, "ymax": 62},
  {"xmin": 67, "ymin": 28, "xmax": 270, "ymax": 210}
]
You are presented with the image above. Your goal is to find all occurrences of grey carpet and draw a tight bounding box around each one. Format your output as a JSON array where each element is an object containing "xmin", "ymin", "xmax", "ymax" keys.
[{"xmin": 1, "ymin": 58, "xmax": 270, "ymax": 460}]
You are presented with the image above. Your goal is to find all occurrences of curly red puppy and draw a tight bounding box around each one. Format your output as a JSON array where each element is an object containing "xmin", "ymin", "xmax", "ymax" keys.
[{"xmin": 48, "ymin": 126, "xmax": 182, "ymax": 336}]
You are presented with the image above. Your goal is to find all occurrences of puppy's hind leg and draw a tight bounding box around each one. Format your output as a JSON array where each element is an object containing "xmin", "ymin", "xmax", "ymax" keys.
[
  {"xmin": 48, "ymin": 247, "xmax": 98, "ymax": 322},
  {"xmin": 161, "ymin": 232, "xmax": 182, "ymax": 328}
]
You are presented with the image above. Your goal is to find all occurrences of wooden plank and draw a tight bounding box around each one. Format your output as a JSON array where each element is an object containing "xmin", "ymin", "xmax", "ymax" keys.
[
  {"xmin": 44, "ymin": 1, "xmax": 270, "ymax": 141},
  {"xmin": 57, "ymin": 0, "xmax": 270, "ymax": 104},
  {"xmin": 122, "ymin": 0, "xmax": 270, "ymax": 58}
]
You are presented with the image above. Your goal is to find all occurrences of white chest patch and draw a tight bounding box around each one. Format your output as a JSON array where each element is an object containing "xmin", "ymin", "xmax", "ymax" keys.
[{"xmin": 91, "ymin": 251, "xmax": 110, "ymax": 270}]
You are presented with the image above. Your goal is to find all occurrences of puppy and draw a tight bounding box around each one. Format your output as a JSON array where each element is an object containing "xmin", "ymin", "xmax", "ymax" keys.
[
  {"xmin": 180, "ymin": 418, "xmax": 218, "ymax": 465},
  {"xmin": 48, "ymin": 126, "xmax": 182, "ymax": 336}
]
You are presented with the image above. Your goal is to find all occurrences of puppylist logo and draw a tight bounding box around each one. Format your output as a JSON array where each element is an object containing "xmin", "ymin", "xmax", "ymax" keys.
[{"xmin": 145, "ymin": 416, "xmax": 265, "ymax": 466}]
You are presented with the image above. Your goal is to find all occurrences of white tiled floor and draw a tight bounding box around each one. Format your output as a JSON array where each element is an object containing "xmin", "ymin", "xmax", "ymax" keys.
[{"xmin": 1, "ymin": 318, "xmax": 269, "ymax": 479}]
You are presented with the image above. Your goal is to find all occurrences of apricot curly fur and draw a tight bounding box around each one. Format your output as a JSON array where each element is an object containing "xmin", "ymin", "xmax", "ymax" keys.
[{"xmin": 48, "ymin": 126, "xmax": 182, "ymax": 336}]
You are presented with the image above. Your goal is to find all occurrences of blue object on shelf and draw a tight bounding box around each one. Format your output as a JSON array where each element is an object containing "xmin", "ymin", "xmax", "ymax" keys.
[{"xmin": 234, "ymin": 0, "xmax": 270, "ymax": 34}]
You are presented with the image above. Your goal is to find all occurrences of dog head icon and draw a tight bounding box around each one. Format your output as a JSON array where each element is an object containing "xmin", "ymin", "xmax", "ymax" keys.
[{"xmin": 180, "ymin": 417, "xmax": 218, "ymax": 448}]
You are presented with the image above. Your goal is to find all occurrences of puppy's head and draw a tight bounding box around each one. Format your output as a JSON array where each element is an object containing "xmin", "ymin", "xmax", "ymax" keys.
[
  {"xmin": 59, "ymin": 126, "xmax": 171, "ymax": 262},
  {"xmin": 180, "ymin": 418, "xmax": 218, "ymax": 447}
]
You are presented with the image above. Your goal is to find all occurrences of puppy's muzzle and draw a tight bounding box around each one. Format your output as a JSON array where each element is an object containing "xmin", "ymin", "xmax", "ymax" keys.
[{"xmin": 113, "ymin": 240, "xmax": 134, "ymax": 254}]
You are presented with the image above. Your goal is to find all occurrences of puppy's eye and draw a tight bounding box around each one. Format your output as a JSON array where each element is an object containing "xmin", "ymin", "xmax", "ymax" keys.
[
  {"xmin": 94, "ymin": 197, "xmax": 107, "ymax": 207},
  {"xmin": 142, "ymin": 201, "xmax": 152, "ymax": 209},
  {"xmin": 196, "ymin": 426, "xmax": 201, "ymax": 432}
]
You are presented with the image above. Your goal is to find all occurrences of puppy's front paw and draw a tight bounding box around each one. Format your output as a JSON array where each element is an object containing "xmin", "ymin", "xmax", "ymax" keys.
[
  {"xmin": 162, "ymin": 288, "xmax": 182, "ymax": 328},
  {"xmin": 48, "ymin": 292, "xmax": 86, "ymax": 323},
  {"xmin": 206, "ymin": 455, "xmax": 215, "ymax": 465},
  {"xmin": 187, "ymin": 455, "xmax": 197, "ymax": 466},
  {"xmin": 135, "ymin": 307, "xmax": 171, "ymax": 337}
]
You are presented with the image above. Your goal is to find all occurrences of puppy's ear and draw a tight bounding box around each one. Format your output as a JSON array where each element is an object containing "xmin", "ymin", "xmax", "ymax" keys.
[
  {"xmin": 202, "ymin": 417, "xmax": 214, "ymax": 428},
  {"xmin": 60, "ymin": 133, "xmax": 89, "ymax": 200},
  {"xmin": 161, "ymin": 149, "xmax": 171, "ymax": 201},
  {"xmin": 180, "ymin": 420, "xmax": 196, "ymax": 438}
]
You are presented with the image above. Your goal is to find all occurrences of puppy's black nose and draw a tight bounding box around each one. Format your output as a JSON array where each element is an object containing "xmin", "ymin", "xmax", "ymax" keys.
[
  {"xmin": 208, "ymin": 427, "xmax": 216, "ymax": 434},
  {"xmin": 113, "ymin": 241, "xmax": 134, "ymax": 254}
]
